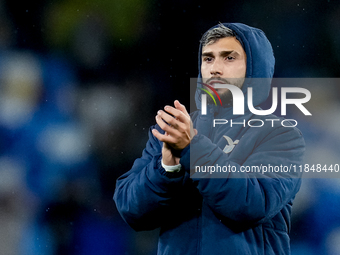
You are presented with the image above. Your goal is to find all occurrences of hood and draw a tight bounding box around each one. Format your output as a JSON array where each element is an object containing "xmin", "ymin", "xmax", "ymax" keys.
[{"xmin": 195, "ymin": 23, "xmax": 275, "ymax": 110}]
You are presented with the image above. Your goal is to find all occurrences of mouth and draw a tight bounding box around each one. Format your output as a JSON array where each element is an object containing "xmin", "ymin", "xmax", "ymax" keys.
[
  {"xmin": 207, "ymin": 78, "xmax": 228, "ymax": 88},
  {"xmin": 209, "ymin": 81, "xmax": 225, "ymax": 88}
]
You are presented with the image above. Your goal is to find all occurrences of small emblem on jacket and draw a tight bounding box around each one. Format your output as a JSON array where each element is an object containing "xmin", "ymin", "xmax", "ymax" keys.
[{"xmin": 223, "ymin": 136, "xmax": 239, "ymax": 154}]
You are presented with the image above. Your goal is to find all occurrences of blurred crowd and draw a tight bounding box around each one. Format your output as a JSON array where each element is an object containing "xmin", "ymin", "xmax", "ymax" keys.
[{"xmin": 0, "ymin": 0, "xmax": 339, "ymax": 254}]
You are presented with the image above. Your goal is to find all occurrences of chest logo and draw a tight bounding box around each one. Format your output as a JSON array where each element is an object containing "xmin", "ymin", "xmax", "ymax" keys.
[{"xmin": 223, "ymin": 136, "xmax": 239, "ymax": 154}]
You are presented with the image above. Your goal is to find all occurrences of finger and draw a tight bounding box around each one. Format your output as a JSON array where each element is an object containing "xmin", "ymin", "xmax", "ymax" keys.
[
  {"xmin": 155, "ymin": 115, "xmax": 182, "ymax": 138},
  {"xmin": 157, "ymin": 110, "xmax": 186, "ymax": 130},
  {"xmin": 152, "ymin": 128, "xmax": 177, "ymax": 143},
  {"xmin": 157, "ymin": 113, "xmax": 190, "ymax": 144},
  {"xmin": 163, "ymin": 106, "xmax": 190, "ymax": 125},
  {"xmin": 174, "ymin": 100, "xmax": 189, "ymax": 116},
  {"xmin": 152, "ymin": 128, "xmax": 164, "ymax": 141},
  {"xmin": 155, "ymin": 115, "xmax": 171, "ymax": 132}
]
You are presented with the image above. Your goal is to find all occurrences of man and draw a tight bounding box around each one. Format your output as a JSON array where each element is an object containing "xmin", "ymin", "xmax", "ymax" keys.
[{"xmin": 114, "ymin": 23, "xmax": 305, "ymax": 255}]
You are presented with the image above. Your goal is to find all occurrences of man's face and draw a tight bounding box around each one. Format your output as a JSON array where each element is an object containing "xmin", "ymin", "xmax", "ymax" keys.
[{"xmin": 201, "ymin": 36, "xmax": 247, "ymax": 104}]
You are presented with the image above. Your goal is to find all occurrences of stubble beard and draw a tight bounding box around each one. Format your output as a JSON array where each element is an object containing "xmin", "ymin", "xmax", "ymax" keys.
[
  {"xmin": 206, "ymin": 77, "xmax": 245, "ymax": 105},
  {"xmin": 207, "ymin": 90, "xmax": 232, "ymax": 105}
]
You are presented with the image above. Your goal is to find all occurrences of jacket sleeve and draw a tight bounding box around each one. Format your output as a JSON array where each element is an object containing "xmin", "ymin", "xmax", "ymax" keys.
[
  {"xmin": 180, "ymin": 125, "xmax": 305, "ymax": 225},
  {"xmin": 113, "ymin": 125, "xmax": 186, "ymax": 231}
]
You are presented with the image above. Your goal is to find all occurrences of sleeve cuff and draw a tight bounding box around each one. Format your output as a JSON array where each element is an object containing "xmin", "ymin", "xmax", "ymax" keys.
[{"xmin": 161, "ymin": 160, "xmax": 182, "ymax": 172}]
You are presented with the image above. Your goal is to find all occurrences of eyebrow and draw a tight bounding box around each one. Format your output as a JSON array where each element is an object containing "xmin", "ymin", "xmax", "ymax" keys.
[{"xmin": 201, "ymin": 50, "xmax": 239, "ymax": 58}]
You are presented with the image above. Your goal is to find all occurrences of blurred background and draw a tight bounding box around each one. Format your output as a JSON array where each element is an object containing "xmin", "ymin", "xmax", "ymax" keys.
[{"xmin": 0, "ymin": 0, "xmax": 339, "ymax": 254}]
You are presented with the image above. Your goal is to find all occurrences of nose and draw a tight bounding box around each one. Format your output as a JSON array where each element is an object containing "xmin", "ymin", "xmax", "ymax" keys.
[{"xmin": 210, "ymin": 59, "xmax": 223, "ymax": 76}]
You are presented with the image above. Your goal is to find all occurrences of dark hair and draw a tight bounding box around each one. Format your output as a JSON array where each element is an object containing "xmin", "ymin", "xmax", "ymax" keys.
[{"xmin": 200, "ymin": 23, "xmax": 234, "ymax": 47}]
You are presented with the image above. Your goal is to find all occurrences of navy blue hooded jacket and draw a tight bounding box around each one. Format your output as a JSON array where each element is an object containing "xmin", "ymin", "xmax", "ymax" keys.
[{"xmin": 114, "ymin": 23, "xmax": 305, "ymax": 255}]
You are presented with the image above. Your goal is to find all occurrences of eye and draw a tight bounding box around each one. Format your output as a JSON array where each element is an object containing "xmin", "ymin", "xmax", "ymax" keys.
[
  {"xmin": 203, "ymin": 57, "xmax": 213, "ymax": 62},
  {"xmin": 226, "ymin": 56, "xmax": 235, "ymax": 61}
]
